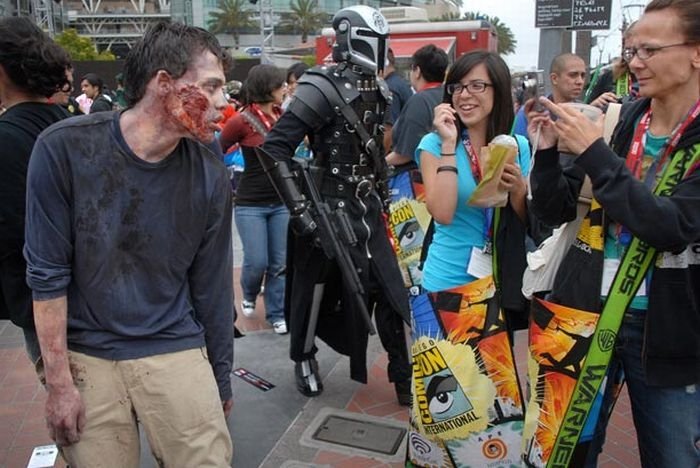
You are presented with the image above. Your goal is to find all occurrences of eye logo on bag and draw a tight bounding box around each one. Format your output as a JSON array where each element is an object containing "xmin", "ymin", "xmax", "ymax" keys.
[{"xmin": 412, "ymin": 337, "xmax": 493, "ymax": 439}]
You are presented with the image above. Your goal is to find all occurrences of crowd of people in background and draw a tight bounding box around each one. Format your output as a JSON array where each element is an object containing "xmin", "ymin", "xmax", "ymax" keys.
[{"xmin": 0, "ymin": 0, "xmax": 698, "ymax": 466}]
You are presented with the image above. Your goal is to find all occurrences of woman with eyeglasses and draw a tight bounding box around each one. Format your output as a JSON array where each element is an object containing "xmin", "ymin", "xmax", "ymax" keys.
[
  {"xmin": 406, "ymin": 51, "xmax": 531, "ymax": 465},
  {"xmin": 418, "ymin": 50, "xmax": 530, "ymax": 301},
  {"xmin": 587, "ymin": 23, "xmax": 639, "ymax": 107},
  {"xmin": 527, "ymin": 0, "xmax": 700, "ymax": 466}
]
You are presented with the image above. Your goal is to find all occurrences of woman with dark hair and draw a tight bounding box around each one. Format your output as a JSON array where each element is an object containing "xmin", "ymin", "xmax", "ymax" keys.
[
  {"xmin": 406, "ymin": 50, "xmax": 531, "ymax": 465},
  {"xmin": 417, "ymin": 50, "xmax": 529, "ymax": 294},
  {"xmin": 220, "ymin": 64, "xmax": 289, "ymax": 334},
  {"xmin": 282, "ymin": 62, "xmax": 308, "ymax": 110},
  {"xmin": 527, "ymin": 0, "xmax": 700, "ymax": 465},
  {"xmin": 81, "ymin": 73, "xmax": 113, "ymax": 113},
  {"xmin": 0, "ymin": 16, "xmax": 72, "ymax": 363},
  {"xmin": 587, "ymin": 23, "xmax": 639, "ymax": 107}
]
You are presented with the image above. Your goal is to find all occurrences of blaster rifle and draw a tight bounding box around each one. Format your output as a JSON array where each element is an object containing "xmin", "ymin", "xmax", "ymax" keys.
[
  {"xmin": 255, "ymin": 146, "xmax": 376, "ymax": 335},
  {"xmin": 296, "ymin": 159, "xmax": 376, "ymax": 336}
]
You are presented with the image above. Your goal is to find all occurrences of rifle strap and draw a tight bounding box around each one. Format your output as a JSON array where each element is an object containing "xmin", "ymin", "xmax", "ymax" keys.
[
  {"xmin": 303, "ymin": 72, "xmax": 386, "ymax": 173},
  {"xmin": 549, "ymin": 142, "xmax": 700, "ymax": 467}
]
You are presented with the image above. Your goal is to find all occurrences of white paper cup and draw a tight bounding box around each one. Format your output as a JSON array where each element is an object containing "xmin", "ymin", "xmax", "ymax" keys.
[
  {"xmin": 563, "ymin": 102, "xmax": 603, "ymax": 121},
  {"xmin": 558, "ymin": 103, "xmax": 603, "ymax": 155}
]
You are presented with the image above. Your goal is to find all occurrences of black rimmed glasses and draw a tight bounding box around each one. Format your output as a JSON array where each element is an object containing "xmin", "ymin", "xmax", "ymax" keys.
[
  {"xmin": 446, "ymin": 81, "xmax": 492, "ymax": 96},
  {"xmin": 622, "ymin": 42, "xmax": 694, "ymax": 61}
]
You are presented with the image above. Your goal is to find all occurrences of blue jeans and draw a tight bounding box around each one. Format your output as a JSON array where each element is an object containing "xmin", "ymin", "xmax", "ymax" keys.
[
  {"xmin": 234, "ymin": 204, "xmax": 288, "ymax": 323},
  {"xmin": 587, "ymin": 312, "xmax": 700, "ymax": 468}
]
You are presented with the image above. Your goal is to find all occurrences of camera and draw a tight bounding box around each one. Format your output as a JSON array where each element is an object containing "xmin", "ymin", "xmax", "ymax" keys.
[{"xmin": 522, "ymin": 70, "xmax": 545, "ymax": 111}]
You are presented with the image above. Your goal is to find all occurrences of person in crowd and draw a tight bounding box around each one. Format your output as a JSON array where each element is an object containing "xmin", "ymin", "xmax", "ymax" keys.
[
  {"xmin": 513, "ymin": 53, "xmax": 589, "ymax": 138},
  {"xmin": 418, "ymin": 49, "xmax": 530, "ymax": 316},
  {"xmin": 0, "ymin": 17, "xmax": 72, "ymax": 364},
  {"xmin": 282, "ymin": 63, "xmax": 313, "ymax": 159},
  {"xmin": 225, "ymin": 79, "xmax": 243, "ymax": 110},
  {"xmin": 259, "ymin": 6, "xmax": 410, "ymax": 401},
  {"xmin": 526, "ymin": 0, "xmax": 700, "ymax": 465},
  {"xmin": 113, "ymin": 72, "xmax": 128, "ymax": 110},
  {"xmin": 220, "ymin": 81, "xmax": 241, "ymax": 125},
  {"xmin": 24, "ymin": 22, "xmax": 235, "ymax": 466},
  {"xmin": 80, "ymin": 72, "xmax": 113, "ymax": 113},
  {"xmin": 75, "ymin": 91, "xmax": 92, "ymax": 114},
  {"xmin": 282, "ymin": 62, "xmax": 308, "ymax": 111},
  {"xmin": 386, "ymin": 44, "xmax": 447, "ymax": 167},
  {"xmin": 219, "ymin": 64, "xmax": 289, "ymax": 335},
  {"xmin": 383, "ymin": 48, "xmax": 413, "ymax": 124},
  {"xmin": 382, "ymin": 47, "xmax": 413, "ymax": 152},
  {"xmin": 587, "ymin": 24, "xmax": 638, "ymax": 106},
  {"xmin": 50, "ymin": 66, "xmax": 83, "ymax": 116}
]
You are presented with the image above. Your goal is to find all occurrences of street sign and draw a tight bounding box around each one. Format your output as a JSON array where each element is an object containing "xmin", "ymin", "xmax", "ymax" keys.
[
  {"xmin": 535, "ymin": 0, "xmax": 574, "ymax": 29},
  {"xmin": 572, "ymin": 0, "xmax": 613, "ymax": 30}
]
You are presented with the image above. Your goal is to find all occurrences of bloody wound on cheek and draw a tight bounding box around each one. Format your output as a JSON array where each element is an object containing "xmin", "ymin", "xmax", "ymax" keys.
[{"xmin": 174, "ymin": 84, "xmax": 211, "ymax": 140}]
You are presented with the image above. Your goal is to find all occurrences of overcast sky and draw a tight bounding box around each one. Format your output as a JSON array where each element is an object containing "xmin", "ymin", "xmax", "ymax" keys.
[{"xmin": 460, "ymin": 0, "xmax": 647, "ymax": 71}]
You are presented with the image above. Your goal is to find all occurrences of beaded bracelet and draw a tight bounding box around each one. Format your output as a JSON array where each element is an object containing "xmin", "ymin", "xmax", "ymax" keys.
[{"xmin": 436, "ymin": 166, "xmax": 458, "ymax": 174}]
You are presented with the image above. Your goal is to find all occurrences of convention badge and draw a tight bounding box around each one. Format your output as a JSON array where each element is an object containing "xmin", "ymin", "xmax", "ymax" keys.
[
  {"xmin": 27, "ymin": 444, "xmax": 58, "ymax": 468},
  {"xmin": 601, "ymin": 259, "xmax": 646, "ymax": 297},
  {"xmin": 467, "ymin": 247, "xmax": 493, "ymax": 279}
]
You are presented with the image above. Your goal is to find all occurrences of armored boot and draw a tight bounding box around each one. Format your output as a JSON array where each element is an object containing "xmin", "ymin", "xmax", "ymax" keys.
[
  {"xmin": 295, "ymin": 358, "xmax": 323, "ymax": 397},
  {"xmin": 394, "ymin": 379, "xmax": 412, "ymax": 407}
]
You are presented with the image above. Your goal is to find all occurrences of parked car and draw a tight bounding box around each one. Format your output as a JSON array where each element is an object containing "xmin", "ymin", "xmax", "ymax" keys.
[{"xmin": 244, "ymin": 46, "xmax": 262, "ymax": 57}]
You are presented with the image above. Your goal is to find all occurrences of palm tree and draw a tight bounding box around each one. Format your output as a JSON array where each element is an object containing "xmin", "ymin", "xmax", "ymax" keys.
[
  {"xmin": 462, "ymin": 11, "xmax": 517, "ymax": 56},
  {"xmin": 437, "ymin": 11, "xmax": 461, "ymax": 21},
  {"xmin": 284, "ymin": 0, "xmax": 327, "ymax": 44},
  {"xmin": 208, "ymin": 0, "xmax": 256, "ymax": 50}
]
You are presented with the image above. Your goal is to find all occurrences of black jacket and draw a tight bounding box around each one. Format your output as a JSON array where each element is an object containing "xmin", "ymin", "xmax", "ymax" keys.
[
  {"xmin": 89, "ymin": 94, "xmax": 113, "ymax": 113},
  {"xmin": 531, "ymin": 97, "xmax": 700, "ymax": 386}
]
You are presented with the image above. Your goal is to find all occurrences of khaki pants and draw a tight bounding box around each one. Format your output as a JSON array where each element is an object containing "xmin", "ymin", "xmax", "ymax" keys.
[{"xmin": 39, "ymin": 348, "xmax": 233, "ymax": 467}]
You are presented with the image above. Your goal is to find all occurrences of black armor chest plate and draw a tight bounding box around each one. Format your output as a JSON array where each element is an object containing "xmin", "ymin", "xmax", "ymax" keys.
[{"xmin": 311, "ymin": 68, "xmax": 389, "ymax": 176}]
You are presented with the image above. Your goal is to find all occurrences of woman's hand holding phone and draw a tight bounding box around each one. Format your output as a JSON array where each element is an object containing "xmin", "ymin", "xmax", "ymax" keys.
[{"xmin": 433, "ymin": 103, "xmax": 459, "ymax": 149}]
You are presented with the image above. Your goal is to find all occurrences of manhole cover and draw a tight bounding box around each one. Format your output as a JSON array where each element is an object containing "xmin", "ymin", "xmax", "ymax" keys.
[{"xmin": 312, "ymin": 415, "xmax": 406, "ymax": 455}]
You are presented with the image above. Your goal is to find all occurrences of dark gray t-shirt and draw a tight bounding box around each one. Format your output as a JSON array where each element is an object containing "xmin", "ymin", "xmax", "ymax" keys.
[
  {"xmin": 24, "ymin": 111, "xmax": 234, "ymax": 399},
  {"xmin": 392, "ymin": 86, "xmax": 444, "ymax": 160}
]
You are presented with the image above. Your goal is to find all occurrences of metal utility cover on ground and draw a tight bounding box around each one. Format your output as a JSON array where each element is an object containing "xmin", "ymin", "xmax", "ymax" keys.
[{"xmin": 312, "ymin": 415, "xmax": 406, "ymax": 455}]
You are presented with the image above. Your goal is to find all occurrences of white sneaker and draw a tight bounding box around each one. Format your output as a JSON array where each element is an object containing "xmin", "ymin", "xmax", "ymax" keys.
[
  {"xmin": 241, "ymin": 300, "xmax": 256, "ymax": 318},
  {"xmin": 272, "ymin": 320, "xmax": 288, "ymax": 334}
]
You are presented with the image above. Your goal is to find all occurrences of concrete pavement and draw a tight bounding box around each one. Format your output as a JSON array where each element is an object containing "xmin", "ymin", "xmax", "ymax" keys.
[{"xmin": 0, "ymin": 223, "xmax": 641, "ymax": 467}]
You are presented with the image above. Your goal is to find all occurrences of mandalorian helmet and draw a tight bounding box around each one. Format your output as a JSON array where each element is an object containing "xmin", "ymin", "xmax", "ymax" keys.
[{"xmin": 332, "ymin": 5, "xmax": 389, "ymax": 75}]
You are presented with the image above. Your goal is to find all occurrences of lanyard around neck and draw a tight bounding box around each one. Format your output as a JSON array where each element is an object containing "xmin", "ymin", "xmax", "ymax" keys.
[
  {"xmin": 625, "ymin": 99, "xmax": 700, "ymax": 181},
  {"xmin": 461, "ymin": 129, "xmax": 482, "ymax": 184},
  {"xmin": 461, "ymin": 129, "xmax": 493, "ymax": 244}
]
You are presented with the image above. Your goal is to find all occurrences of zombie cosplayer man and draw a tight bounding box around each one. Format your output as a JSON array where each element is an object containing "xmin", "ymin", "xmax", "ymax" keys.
[{"xmin": 24, "ymin": 22, "xmax": 235, "ymax": 466}]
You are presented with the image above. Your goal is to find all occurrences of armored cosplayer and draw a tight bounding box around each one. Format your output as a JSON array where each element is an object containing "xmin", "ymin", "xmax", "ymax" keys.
[{"xmin": 258, "ymin": 6, "xmax": 410, "ymax": 401}]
